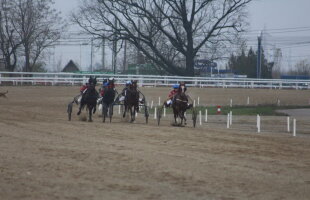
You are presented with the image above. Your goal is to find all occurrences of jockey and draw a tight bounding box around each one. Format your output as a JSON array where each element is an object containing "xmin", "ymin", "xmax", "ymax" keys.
[
  {"xmin": 100, "ymin": 82, "xmax": 109, "ymax": 97},
  {"xmin": 119, "ymin": 80, "xmax": 131, "ymax": 101},
  {"xmin": 82, "ymin": 76, "xmax": 97, "ymax": 94},
  {"xmin": 80, "ymin": 80, "xmax": 89, "ymax": 95},
  {"xmin": 108, "ymin": 77, "xmax": 115, "ymax": 89},
  {"xmin": 164, "ymin": 84, "xmax": 179, "ymax": 107}
]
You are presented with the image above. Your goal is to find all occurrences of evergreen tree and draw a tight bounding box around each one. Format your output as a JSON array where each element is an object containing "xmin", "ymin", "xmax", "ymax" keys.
[{"xmin": 227, "ymin": 47, "xmax": 273, "ymax": 78}]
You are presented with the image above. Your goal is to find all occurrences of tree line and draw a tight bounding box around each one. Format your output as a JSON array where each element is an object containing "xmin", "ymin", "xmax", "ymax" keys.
[{"xmin": 0, "ymin": 0, "xmax": 64, "ymax": 72}]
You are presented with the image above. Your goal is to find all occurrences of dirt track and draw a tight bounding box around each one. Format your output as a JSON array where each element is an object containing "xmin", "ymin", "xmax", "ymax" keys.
[{"xmin": 0, "ymin": 86, "xmax": 310, "ymax": 200}]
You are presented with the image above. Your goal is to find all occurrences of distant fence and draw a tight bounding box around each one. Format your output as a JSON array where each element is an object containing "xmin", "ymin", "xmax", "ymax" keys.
[{"xmin": 1, "ymin": 71, "xmax": 310, "ymax": 90}]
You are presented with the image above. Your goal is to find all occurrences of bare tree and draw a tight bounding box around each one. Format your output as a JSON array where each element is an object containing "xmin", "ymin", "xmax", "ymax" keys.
[
  {"xmin": 0, "ymin": 0, "xmax": 22, "ymax": 72},
  {"xmin": 72, "ymin": 0, "xmax": 251, "ymax": 76},
  {"xmin": 287, "ymin": 59, "xmax": 310, "ymax": 76},
  {"xmin": 10, "ymin": 0, "xmax": 64, "ymax": 72}
]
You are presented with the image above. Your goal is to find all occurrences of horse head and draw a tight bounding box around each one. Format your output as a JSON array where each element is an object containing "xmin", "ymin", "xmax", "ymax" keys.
[
  {"xmin": 131, "ymin": 80, "xmax": 138, "ymax": 91},
  {"xmin": 179, "ymin": 82, "xmax": 186, "ymax": 94}
]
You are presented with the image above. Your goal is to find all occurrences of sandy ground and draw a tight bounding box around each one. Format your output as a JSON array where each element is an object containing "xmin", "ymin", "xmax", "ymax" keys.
[{"xmin": 0, "ymin": 86, "xmax": 310, "ymax": 200}]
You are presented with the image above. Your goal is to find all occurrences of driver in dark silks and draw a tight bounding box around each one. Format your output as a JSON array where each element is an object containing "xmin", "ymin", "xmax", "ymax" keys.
[
  {"xmin": 118, "ymin": 80, "xmax": 132, "ymax": 102},
  {"xmin": 75, "ymin": 77, "xmax": 97, "ymax": 104}
]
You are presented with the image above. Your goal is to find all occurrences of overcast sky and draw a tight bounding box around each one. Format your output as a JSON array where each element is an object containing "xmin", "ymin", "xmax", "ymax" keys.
[{"xmin": 50, "ymin": 0, "xmax": 310, "ymax": 72}]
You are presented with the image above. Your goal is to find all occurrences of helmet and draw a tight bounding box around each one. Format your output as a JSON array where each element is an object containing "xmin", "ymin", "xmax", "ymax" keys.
[
  {"xmin": 126, "ymin": 80, "xmax": 132, "ymax": 85},
  {"xmin": 172, "ymin": 84, "xmax": 179, "ymax": 89},
  {"xmin": 109, "ymin": 77, "xmax": 114, "ymax": 81}
]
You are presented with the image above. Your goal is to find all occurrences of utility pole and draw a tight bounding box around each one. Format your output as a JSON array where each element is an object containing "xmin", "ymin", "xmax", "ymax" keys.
[
  {"xmin": 102, "ymin": 36, "xmax": 105, "ymax": 71},
  {"xmin": 112, "ymin": 17, "xmax": 117, "ymax": 74},
  {"xmin": 257, "ymin": 32, "xmax": 262, "ymax": 78},
  {"xmin": 90, "ymin": 38, "xmax": 93, "ymax": 72},
  {"xmin": 123, "ymin": 39, "xmax": 127, "ymax": 72}
]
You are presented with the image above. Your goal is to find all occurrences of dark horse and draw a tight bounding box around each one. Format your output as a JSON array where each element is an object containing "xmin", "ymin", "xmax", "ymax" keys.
[
  {"xmin": 77, "ymin": 77, "xmax": 99, "ymax": 122},
  {"xmin": 123, "ymin": 80, "xmax": 139, "ymax": 122},
  {"xmin": 100, "ymin": 79, "xmax": 116, "ymax": 122},
  {"xmin": 172, "ymin": 82, "xmax": 190, "ymax": 126}
]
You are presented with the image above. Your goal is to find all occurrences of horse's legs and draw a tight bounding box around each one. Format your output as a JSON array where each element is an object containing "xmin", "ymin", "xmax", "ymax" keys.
[
  {"xmin": 180, "ymin": 111, "xmax": 185, "ymax": 126},
  {"xmin": 88, "ymin": 106, "xmax": 93, "ymax": 122},
  {"xmin": 77, "ymin": 103, "xmax": 83, "ymax": 115},
  {"xmin": 123, "ymin": 104, "xmax": 127, "ymax": 118},
  {"xmin": 173, "ymin": 108, "xmax": 177, "ymax": 124},
  {"xmin": 132, "ymin": 106, "xmax": 136, "ymax": 122},
  {"xmin": 129, "ymin": 106, "xmax": 134, "ymax": 122},
  {"xmin": 183, "ymin": 111, "xmax": 187, "ymax": 125},
  {"xmin": 93, "ymin": 104, "xmax": 96, "ymax": 114}
]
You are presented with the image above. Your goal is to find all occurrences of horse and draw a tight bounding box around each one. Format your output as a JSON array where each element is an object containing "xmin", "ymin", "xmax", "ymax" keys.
[
  {"xmin": 172, "ymin": 82, "xmax": 190, "ymax": 126},
  {"xmin": 77, "ymin": 77, "xmax": 99, "ymax": 122},
  {"xmin": 100, "ymin": 79, "xmax": 117, "ymax": 122},
  {"xmin": 123, "ymin": 80, "xmax": 139, "ymax": 122}
]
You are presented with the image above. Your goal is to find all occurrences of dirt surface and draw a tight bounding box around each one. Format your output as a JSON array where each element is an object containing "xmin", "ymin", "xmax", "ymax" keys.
[{"xmin": 0, "ymin": 86, "xmax": 310, "ymax": 200}]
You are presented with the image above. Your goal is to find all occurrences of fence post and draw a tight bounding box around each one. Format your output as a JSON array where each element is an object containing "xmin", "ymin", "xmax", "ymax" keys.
[
  {"xmin": 199, "ymin": 111, "xmax": 202, "ymax": 126},
  {"xmin": 257, "ymin": 114, "xmax": 261, "ymax": 133},
  {"xmin": 287, "ymin": 117, "xmax": 290, "ymax": 132},
  {"xmin": 154, "ymin": 107, "xmax": 157, "ymax": 119},
  {"xmin": 229, "ymin": 111, "xmax": 232, "ymax": 126},
  {"xmin": 227, "ymin": 113, "xmax": 230, "ymax": 129},
  {"xmin": 205, "ymin": 109, "xmax": 208, "ymax": 122},
  {"xmin": 293, "ymin": 119, "xmax": 296, "ymax": 137},
  {"xmin": 164, "ymin": 107, "xmax": 166, "ymax": 117}
]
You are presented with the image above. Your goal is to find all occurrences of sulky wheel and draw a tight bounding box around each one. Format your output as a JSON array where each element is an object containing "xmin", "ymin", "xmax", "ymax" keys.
[
  {"xmin": 144, "ymin": 105, "xmax": 149, "ymax": 124},
  {"xmin": 192, "ymin": 107, "xmax": 198, "ymax": 128},
  {"xmin": 157, "ymin": 106, "xmax": 163, "ymax": 126},
  {"xmin": 67, "ymin": 102, "xmax": 73, "ymax": 121}
]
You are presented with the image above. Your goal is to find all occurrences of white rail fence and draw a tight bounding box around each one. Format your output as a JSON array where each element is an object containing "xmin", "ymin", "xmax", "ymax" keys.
[{"xmin": 1, "ymin": 71, "xmax": 310, "ymax": 90}]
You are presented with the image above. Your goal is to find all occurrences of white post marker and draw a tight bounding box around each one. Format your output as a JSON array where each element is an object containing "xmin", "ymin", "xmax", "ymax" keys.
[
  {"xmin": 287, "ymin": 117, "xmax": 290, "ymax": 132},
  {"xmin": 227, "ymin": 113, "xmax": 230, "ymax": 129},
  {"xmin": 205, "ymin": 109, "xmax": 208, "ymax": 122},
  {"xmin": 135, "ymin": 112, "xmax": 138, "ymax": 118},
  {"xmin": 257, "ymin": 114, "xmax": 261, "ymax": 133},
  {"xmin": 247, "ymin": 96, "xmax": 250, "ymax": 105},
  {"xmin": 198, "ymin": 97, "xmax": 200, "ymax": 105},
  {"xmin": 199, "ymin": 111, "xmax": 202, "ymax": 126},
  {"xmin": 193, "ymin": 99, "xmax": 196, "ymax": 107},
  {"xmin": 118, "ymin": 105, "xmax": 121, "ymax": 114},
  {"xmin": 158, "ymin": 97, "xmax": 161, "ymax": 106},
  {"xmin": 154, "ymin": 107, "xmax": 157, "ymax": 119},
  {"xmin": 229, "ymin": 111, "xmax": 232, "ymax": 126},
  {"xmin": 164, "ymin": 107, "xmax": 166, "ymax": 117},
  {"xmin": 293, "ymin": 118, "xmax": 296, "ymax": 137},
  {"xmin": 151, "ymin": 101, "xmax": 154, "ymax": 109},
  {"xmin": 230, "ymin": 99, "xmax": 233, "ymax": 107}
]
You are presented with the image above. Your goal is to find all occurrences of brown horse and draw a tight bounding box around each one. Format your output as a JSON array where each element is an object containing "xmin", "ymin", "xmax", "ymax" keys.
[
  {"xmin": 77, "ymin": 77, "xmax": 99, "ymax": 122},
  {"xmin": 172, "ymin": 82, "xmax": 190, "ymax": 126},
  {"xmin": 123, "ymin": 80, "xmax": 139, "ymax": 122}
]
